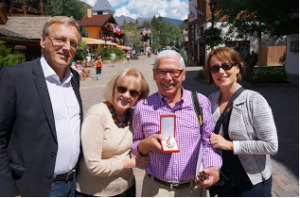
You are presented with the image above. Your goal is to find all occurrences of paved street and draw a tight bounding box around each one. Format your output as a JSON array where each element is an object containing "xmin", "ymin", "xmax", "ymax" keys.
[{"xmin": 80, "ymin": 54, "xmax": 299, "ymax": 197}]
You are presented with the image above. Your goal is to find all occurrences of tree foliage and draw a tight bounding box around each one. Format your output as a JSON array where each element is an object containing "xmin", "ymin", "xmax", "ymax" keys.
[
  {"xmin": 48, "ymin": 0, "xmax": 88, "ymax": 20},
  {"xmin": 216, "ymin": 0, "xmax": 294, "ymax": 40},
  {"xmin": 0, "ymin": 42, "xmax": 23, "ymax": 69},
  {"xmin": 204, "ymin": 27, "xmax": 223, "ymax": 50},
  {"xmin": 122, "ymin": 22, "xmax": 142, "ymax": 49}
]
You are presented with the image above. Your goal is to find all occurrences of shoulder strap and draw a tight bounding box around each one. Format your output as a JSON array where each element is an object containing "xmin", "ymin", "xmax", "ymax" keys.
[
  {"xmin": 192, "ymin": 91, "xmax": 205, "ymax": 175},
  {"xmin": 214, "ymin": 87, "xmax": 245, "ymax": 134},
  {"xmin": 191, "ymin": 91, "xmax": 203, "ymax": 129}
]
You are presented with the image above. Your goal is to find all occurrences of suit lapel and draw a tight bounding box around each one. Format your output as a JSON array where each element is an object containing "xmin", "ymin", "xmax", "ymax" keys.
[
  {"xmin": 32, "ymin": 59, "xmax": 58, "ymax": 143},
  {"xmin": 70, "ymin": 69, "xmax": 83, "ymax": 123}
]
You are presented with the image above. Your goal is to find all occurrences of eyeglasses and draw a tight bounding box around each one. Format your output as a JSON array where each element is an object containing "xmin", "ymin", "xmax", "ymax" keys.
[
  {"xmin": 116, "ymin": 86, "xmax": 140, "ymax": 97},
  {"xmin": 209, "ymin": 62, "xmax": 237, "ymax": 74},
  {"xmin": 47, "ymin": 36, "xmax": 78, "ymax": 50},
  {"xmin": 155, "ymin": 69, "xmax": 184, "ymax": 78}
]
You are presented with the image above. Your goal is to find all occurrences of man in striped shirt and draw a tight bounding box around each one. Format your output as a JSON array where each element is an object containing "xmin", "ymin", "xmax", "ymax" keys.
[{"xmin": 131, "ymin": 50, "xmax": 222, "ymax": 197}]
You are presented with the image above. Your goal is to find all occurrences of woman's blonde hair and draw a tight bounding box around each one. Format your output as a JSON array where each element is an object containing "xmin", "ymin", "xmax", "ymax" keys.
[
  {"xmin": 105, "ymin": 67, "xmax": 150, "ymax": 104},
  {"xmin": 204, "ymin": 47, "xmax": 245, "ymax": 85}
]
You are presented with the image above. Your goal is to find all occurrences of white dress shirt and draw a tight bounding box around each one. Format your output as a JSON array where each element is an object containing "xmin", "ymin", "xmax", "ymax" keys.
[{"xmin": 40, "ymin": 56, "xmax": 81, "ymax": 175}]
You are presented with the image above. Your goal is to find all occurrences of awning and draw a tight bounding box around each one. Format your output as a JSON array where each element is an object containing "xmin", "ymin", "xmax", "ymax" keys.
[
  {"xmin": 117, "ymin": 45, "xmax": 132, "ymax": 50},
  {"xmin": 81, "ymin": 37, "xmax": 117, "ymax": 46}
]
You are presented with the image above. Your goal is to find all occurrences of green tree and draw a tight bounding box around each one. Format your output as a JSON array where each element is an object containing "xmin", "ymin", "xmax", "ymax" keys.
[
  {"xmin": 204, "ymin": 27, "xmax": 224, "ymax": 50},
  {"xmin": 216, "ymin": 0, "xmax": 293, "ymax": 40},
  {"xmin": 0, "ymin": 42, "xmax": 23, "ymax": 69},
  {"xmin": 122, "ymin": 22, "xmax": 142, "ymax": 49},
  {"xmin": 149, "ymin": 16, "xmax": 183, "ymax": 49},
  {"xmin": 48, "ymin": 0, "xmax": 87, "ymax": 20}
]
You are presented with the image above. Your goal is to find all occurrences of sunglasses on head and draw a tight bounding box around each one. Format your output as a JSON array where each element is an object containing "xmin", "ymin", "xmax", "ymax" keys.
[
  {"xmin": 209, "ymin": 62, "xmax": 237, "ymax": 74},
  {"xmin": 116, "ymin": 86, "xmax": 140, "ymax": 97}
]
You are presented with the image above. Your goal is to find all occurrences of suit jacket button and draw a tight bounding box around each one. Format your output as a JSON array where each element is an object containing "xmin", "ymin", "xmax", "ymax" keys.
[{"xmin": 51, "ymin": 152, "xmax": 56, "ymax": 157}]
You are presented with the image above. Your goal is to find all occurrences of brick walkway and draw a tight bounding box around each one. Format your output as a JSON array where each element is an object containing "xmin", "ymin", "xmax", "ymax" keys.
[{"xmin": 80, "ymin": 55, "xmax": 299, "ymax": 197}]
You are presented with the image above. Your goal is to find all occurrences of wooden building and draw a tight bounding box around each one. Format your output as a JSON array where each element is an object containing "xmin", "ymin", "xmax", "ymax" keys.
[{"xmin": 0, "ymin": 0, "xmax": 50, "ymax": 60}]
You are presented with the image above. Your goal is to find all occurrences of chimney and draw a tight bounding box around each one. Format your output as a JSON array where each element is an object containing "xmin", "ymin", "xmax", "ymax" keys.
[{"xmin": 87, "ymin": 9, "xmax": 92, "ymax": 18}]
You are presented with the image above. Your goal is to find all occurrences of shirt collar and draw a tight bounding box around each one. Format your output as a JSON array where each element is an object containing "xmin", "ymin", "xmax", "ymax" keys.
[{"xmin": 40, "ymin": 55, "xmax": 73, "ymax": 84}]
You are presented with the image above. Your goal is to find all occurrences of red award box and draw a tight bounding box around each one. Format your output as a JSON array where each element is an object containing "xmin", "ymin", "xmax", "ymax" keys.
[{"xmin": 159, "ymin": 115, "xmax": 180, "ymax": 153}]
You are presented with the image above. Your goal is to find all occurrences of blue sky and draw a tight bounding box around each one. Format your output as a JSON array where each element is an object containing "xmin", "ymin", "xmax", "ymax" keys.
[{"xmin": 81, "ymin": 0, "xmax": 189, "ymax": 20}]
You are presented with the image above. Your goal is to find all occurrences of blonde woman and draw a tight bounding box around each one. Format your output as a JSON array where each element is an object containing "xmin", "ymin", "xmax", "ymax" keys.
[{"xmin": 76, "ymin": 68, "xmax": 150, "ymax": 197}]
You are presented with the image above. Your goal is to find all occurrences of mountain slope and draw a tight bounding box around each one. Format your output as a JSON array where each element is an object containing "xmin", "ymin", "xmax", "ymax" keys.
[{"xmin": 114, "ymin": 15, "xmax": 183, "ymax": 27}]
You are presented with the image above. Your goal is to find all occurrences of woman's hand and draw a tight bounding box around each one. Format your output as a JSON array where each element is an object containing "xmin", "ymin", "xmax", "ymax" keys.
[
  {"xmin": 123, "ymin": 156, "xmax": 150, "ymax": 170},
  {"xmin": 135, "ymin": 156, "xmax": 150, "ymax": 169},
  {"xmin": 210, "ymin": 133, "xmax": 233, "ymax": 151}
]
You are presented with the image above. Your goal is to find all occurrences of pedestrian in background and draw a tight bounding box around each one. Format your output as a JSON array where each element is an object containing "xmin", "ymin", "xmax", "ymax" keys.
[
  {"xmin": 110, "ymin": 51, "xmax": 116, "ymax": 66},
  {"xmin": 0, "ymin": 16, "xmax": 82, "ymax": 197},
  {"xmin": 205, "ymin": 47, "xmax": 278, "ymax": 197},
  {"xmin": 126, "ymin": 51, "xmax": 130, "ymax": 65},
  {"xmin": 76, "ymin": 67, "xmax": 150, "ymax": 197},
  {"xmin": 95, "ymin": 55, "xmax": 102, "ymax": 80}
]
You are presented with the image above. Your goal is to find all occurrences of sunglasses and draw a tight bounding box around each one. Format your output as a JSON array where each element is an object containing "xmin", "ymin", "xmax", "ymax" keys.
[
  {"xmin": 209, "ymin": 62, "xmax": 237, "ymax": 74},
  {"xmin": 116, "ymin": 86, "xmax": 140, "ymax": 97}
]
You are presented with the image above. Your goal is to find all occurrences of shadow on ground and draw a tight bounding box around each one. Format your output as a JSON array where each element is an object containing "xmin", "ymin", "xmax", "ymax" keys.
[{"xmin": 183, "ymin": 70, "xmax": 299, "ymax": 179}]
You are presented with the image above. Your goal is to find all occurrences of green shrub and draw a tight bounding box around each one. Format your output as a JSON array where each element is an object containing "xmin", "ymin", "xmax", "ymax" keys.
[
  {"xmin": 195, "ymin": 66, "xmax": 287, "ymax": 85},
  {"xmin": 95, "ymin": 47, "xmax": 123, "ymax": 61},
  {"xmin": 244, "ymin": 68, "xmax": 287, "ymax": 84},
  {"xmin": 0, "ymin": 43, "xmax": 23, "ymax": 69}
]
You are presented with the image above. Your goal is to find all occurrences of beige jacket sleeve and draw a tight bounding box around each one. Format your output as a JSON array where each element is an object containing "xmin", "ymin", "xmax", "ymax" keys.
[{"xmin": 81, "ymin": 103, "xmax": 124, "ymax": 177}]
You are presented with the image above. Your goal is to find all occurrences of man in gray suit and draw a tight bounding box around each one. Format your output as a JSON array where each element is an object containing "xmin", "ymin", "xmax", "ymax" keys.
[{"xmin": 0, "ymin": 16, "xmax": 82, "ymax": 197}]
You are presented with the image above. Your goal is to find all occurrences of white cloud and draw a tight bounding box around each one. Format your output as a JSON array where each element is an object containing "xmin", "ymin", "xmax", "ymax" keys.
[{"xmin": 81, "ymin": 0, "xmax": 188, "ymax": 20}]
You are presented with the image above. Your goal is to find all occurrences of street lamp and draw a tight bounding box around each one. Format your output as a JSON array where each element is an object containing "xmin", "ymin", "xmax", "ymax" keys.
[{"xmin": 209, "ymin": 0, "xmax": 217, "ymax": 49}]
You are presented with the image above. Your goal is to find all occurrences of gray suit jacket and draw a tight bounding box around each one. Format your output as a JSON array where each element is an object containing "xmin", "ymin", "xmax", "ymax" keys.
[{"xmin": 209, "ymin": 85, "xmax": 278, "ymax": 185}]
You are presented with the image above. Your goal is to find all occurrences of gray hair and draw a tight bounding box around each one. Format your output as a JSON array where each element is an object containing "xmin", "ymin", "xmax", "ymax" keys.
[{"xmin": 153, "ymin": 50, "xmax": 186, "ymax": 69}]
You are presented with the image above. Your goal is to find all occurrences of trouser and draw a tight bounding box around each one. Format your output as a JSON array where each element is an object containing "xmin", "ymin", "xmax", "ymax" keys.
[
  {"xmin": 96, "ymin": 73, "xmax": 101, "ymax": 80},
  {"xmin": 141, "ymin": 174, "xmax": 208, "ymax": 197},
  {"xmin": 217, "ymin": 176, "xmax": 272, "ymax": 197},
  {"xmin": 75, "ymin": 180, "xmax": 136, "ymax": 197},
  {"xmin": 49, "ymin": 174, "xmax": 76, "ymax": 197}
]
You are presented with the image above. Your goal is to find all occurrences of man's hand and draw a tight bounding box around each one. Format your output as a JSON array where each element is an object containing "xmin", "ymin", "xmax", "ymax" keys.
[
  {"xmin": 137, "ymin": 134, "xmax": 163, "ymax": 155},
  {"xmin": 210, "ymin": 133, "xmax": 233, "ymax": 151},
  {"xmin": 196, "ymin": 166, "xmax": 220, "ymax": 188}
]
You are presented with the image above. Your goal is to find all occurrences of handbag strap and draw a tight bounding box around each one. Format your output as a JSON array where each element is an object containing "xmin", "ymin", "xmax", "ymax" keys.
[{"xmin": 214, "ymin": 87, "xmax": 245, "ymax": 134}]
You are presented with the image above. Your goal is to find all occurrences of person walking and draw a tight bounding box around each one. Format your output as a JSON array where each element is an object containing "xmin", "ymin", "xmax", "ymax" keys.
[
  {"xmin": 0, "ymin": 16, "xmax": 83, "ymax": 197},
  {"xmin": 110, "ymin": 51, "xmax": 116, "ymax": 66},
  {"xmin": 131, "ymin": 50, "xmax": 222, "ymax": 197},
  {"xmin": 205, "ymin": 47, "xmax": 278, "ymax": 197},
  {"xmin": 95, "ymin": 55, "xmax": 102, "ymax": 80},
  {"xmin": 76, "ymin": 68, "xmax": 150, "ymax": 197},
  {"xmin": 126, "ymin": 51, "xmax": 130, "ymax": 66}
]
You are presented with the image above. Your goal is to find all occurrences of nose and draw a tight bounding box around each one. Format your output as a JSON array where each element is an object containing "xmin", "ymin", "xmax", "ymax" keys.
[
  {"xmin": 62, "ymin": 41, "xmax": 71, "ymax": 50},
  {"xmin": 165, "ymin": 72, "xmax": 173, "ymax": 79},
  {"xmin": 122, "ymin": 90, "xmax": 131, "ymax": 98}
]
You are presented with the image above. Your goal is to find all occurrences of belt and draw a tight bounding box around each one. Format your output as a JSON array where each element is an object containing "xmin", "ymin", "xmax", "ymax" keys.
[
  {"xmin": 148, "ymin": 174, "xmax": 193, "ymax": 189},
  {"xmin": 54, "ymin": 169, "xmax": 76, "ymax": 182}
]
